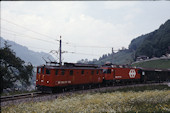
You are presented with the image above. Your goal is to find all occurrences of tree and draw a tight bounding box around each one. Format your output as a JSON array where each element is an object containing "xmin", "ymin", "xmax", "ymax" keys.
[{"xmin": 0, "ymin": 42, "xmax": 33, "ymax": 93}]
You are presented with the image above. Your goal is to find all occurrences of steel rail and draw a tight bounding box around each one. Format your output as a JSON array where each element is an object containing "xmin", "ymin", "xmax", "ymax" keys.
[{"xmin": 0, "ymin": 91, "xmax": 42, "ymax": 102}]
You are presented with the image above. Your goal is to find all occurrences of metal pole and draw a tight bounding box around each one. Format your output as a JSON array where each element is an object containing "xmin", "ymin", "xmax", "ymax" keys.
[
  {"xmin": 59, "ymin": 36, "xmax": 62, "ymax": 66},
  {"xmin": 0, "ymin": 21, "xmax": 1, "ymax": 48},
  {"xmin": 0, "ymin": 35, "xmax": 1, "ymax": 49},
  {"xmin": 112, "ymin": 47, "xmax": 114, "ymax": 64}
]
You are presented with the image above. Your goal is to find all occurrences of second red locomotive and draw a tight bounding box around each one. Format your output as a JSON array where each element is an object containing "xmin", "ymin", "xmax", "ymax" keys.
[{"xmin": 102, "ymin": 64, "xmax": 141, "ymax": 84}]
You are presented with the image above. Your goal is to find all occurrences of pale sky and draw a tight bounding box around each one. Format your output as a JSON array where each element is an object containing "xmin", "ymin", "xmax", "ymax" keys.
[{"xmin": 1, "ymin": 1, "xmax": 170, "ymax": 63}]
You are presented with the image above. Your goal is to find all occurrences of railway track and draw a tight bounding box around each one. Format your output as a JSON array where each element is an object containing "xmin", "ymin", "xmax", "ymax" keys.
[
  {"xmin": 1, "ymin": 82, "xmax": 169, "ymax": 107},
  {"xmin": 0, "ymin": 91, "xmax": 43, "ymax": 102}
]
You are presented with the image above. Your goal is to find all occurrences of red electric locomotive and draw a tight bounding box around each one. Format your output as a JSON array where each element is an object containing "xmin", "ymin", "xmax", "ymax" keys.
[
  {"xmin": 102, "ymin": 64, "xmax": 141, "ymax": 84},
  {"xmin": 36, "ymin": 63, "xmax": 103, "ymax": 92}
]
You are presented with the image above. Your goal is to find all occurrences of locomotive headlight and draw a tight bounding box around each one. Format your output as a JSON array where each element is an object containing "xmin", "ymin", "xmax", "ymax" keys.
[
  {"xmin": 47, "ymin": 81, "xmax": 49, "ymax": 83},
  {"xmin": 142, "ymin": 71, "xmax": 145, "ymax": 75}
]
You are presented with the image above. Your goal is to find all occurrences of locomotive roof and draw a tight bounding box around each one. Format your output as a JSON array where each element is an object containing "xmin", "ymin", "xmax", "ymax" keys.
[
  {"xmin": 37, "ymin": 63, "xmax": 101, "ymax": 69},
  {"xmin": 139, "ymin": 67, "xmax": 170, "ymax": 72},
  {"xmin": 102, "ymin": 63, "xmax": 132, "ymax": 68}
]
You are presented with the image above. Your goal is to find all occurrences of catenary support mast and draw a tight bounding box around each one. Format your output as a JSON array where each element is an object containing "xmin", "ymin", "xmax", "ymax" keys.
[
  {"xmin": 112, "ymin": 47, "xmax": 114, "ymax": 64},
  {"xmin": 59, "ymin": 36, "xmax": 62, "ymax": 66}
]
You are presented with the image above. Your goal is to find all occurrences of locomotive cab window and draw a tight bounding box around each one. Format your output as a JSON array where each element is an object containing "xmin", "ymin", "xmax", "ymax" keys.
[
  {"xmin": 46, "ymin": 69, "xmax": 50, "ymax": 74},
  {"xmin": 138, "ymin": 70, "xmax": 141, "ymax": 74},
  {"xmin": 100, "ymin": 70, "xmax": 103, "ymax": 74},
  {"xmin": 107, "ymin": 69, "xmax": 111, "ymax": 74},
  {"xmin": 103, "ymin": 69, "xmax": 107, "ymax": 74},
  {"xmin": 42, "ymin": 68, "xmax": 44, "ymax": 74},
  {"xmin": 103, "ymin": 69, "xmax": 111, "ymax": 74},
  {"xmin": 61, "ymin": 70, "xmax": 65, "ymax": 75},
  {"xmin": 81, "ymin": 70, "xmax": 84, "ymax": 75},
  {"xmin": 37, "ymin": 68, "xmax": 41, "ymax": 73},
  {"xmin": 91, "ymin": 70, "xmax": 94, "ymax": 75},
  {"xmin": 55, "ymin": 70, "xmax": 58, "ymax": 75},
  {"xmin": 96, "ymin": 70, "xmax": 99, "ymax": 75},
  {"xmin": 70, "ymin": 70, "xmax": 73, "ymax": 75}
]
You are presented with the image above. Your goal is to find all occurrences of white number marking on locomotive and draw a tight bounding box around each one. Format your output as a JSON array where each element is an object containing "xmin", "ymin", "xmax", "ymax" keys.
[
  {"xmin": 115, "ymin": 76, "xmax": 122, "ymax": 78},
  {"xmin": 57, "ymin": 81, "xmax": 71, "ymax": 84}
]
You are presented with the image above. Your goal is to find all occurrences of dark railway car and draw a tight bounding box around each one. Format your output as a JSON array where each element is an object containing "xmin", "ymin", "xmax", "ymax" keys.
[
  {"xmin": 36, "ymin": 63, "xmax": 103, "ymax": 92},
  {"xmin": 102, "ymin": 64, "xmax": 141, "ymax": 84},
  {"xmin": 139, "ymin": 68, "xmax": 170, "ymax": 82}
]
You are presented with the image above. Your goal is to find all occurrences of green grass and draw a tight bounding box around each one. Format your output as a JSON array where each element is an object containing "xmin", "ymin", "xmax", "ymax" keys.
[
  {"xmin": 96, "ymin": 50, "xmax": 133, "ymax": 65},
  {"xmin": 2, "ymin": 85, "xmax": 170, "ymax": 113},
  {"xmin": 132, "ymin": 59, "xmax": 170, "ymax": 69},
  {"xmin": 99, "ymin": 85, "xmax": 170, "ymax": 93}
]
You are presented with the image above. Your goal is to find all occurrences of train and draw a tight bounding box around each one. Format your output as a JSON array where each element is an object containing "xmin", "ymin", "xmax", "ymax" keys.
[{"xmin": 36, "ymin": 62, "xmax": 170, "ymax": 92}]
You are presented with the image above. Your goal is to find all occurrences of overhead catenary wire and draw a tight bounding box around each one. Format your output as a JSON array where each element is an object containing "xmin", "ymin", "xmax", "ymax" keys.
[
  {"xmin": 62, "ymin": 40, "xmax": 120, "ymax": 50},
  {"xmin": 26, "ymin": 46, "xmax": 53, "ymax": 51},
  {"xmin": 2, "ymin": 31, "xmax": 118, "ymax": 57},
  {"xmin": 1, "ymin": 20, "xmax": 71, "ymax": 45},
  {"xmin": 1, "ymin": 29, "xmax": 57, "ymax": 44},
  {"xmin": 64, "ymin": 43, "xmax": 119, "ymax": 50},
  {"xmin": 0, "ymin": 37, "xmax": 54, "ymax": 52},
  {"xmin": 2, "ymin": 32, "xmax": 117, "ymax": 57},
  {"xmin": 1, "ymin": 18, "xmax": 119, "ymax": 50},
  {"xmin": 1, "ymin": 18, "xmax": 121, "ymax": 59},
  {"xmin": 1, "ymin": 32, "xmax": 101, "ymax": 57},
  {"xmin": 1, "ymin": 27, "xmax": 55, "ymax": 41},
  {"xmin": 1, "ymin": 18, "xmax": 58, "ymax": 41},
  {"xmin": 64, "ymin": 51, "xmax": 101, "ymax": 56}
]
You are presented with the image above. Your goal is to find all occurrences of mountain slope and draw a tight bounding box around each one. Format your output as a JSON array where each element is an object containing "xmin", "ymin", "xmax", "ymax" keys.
[
  {"xmin": 93, "ymin": 50, "xmax": 133, "ymax": 65},
  {"xmin": 129, "ymin": 19, "xmax": 170, "ymax": 58},
  {"xmin": 83, "ymin": 19, "xmax": 170, "ymax": 65},
  {"xmin": 0, "ymin": 37, "xmax": 55, "ymax": 66}
]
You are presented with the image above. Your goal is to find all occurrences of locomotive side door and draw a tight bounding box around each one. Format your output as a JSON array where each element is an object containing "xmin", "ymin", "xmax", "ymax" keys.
[
  {"xmin": 55, "ymin": 69, "xmax": 68, "ymax": 87},
  {"xmin": 67, "ymin": 69, "xmax": 74, "ymax": 85},
  {"xmin": 112, "ymin": 68, "xmax": 115, "ymax": 81}
]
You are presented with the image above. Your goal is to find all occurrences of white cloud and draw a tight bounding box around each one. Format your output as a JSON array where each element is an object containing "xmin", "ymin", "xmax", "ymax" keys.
[
  {"xmin": 124, "ymin": 14, "xmax": 134, "ymax": 21},
  {"xmin": 104, "ymin": 1, "xmax": 136, "ymax": 10},
  {"xmin": 1, "ymin": 1, "xmax": 170, "ymax": 63}
]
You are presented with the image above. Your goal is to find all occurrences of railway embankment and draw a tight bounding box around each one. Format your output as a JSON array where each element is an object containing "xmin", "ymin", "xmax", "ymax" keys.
[
  {"xmin": 1, "ymin": 83, "xmax": 170, "ymax": 112},
  {"xmin": 132, "ymin": 58, "xmax": 170, "ymax": 69}
]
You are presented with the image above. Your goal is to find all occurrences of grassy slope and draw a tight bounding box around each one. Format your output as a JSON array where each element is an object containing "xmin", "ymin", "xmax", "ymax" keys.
[
  {"xmin": 95, "ymin": 50, "xmax": 134, "ymax": 65},
  {"xmin": 132, "ymin": 59, "xmax": 170, "ymax": 69},
  {"xmin": 2, "ymin": 85, "xmax": 170, "ymax": 113}
]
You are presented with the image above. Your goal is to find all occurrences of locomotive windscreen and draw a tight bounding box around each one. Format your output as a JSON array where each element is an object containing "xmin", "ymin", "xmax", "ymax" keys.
[{"xmin": 103, "ymin": 69, "xmax": 111, "ymax": 74}]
